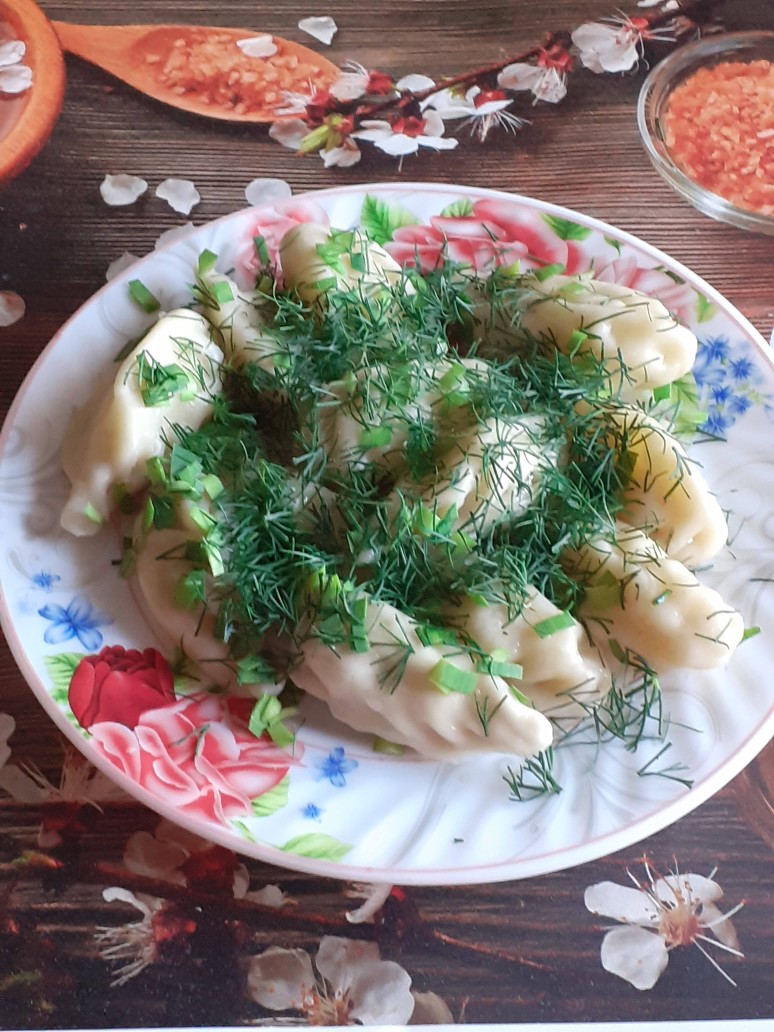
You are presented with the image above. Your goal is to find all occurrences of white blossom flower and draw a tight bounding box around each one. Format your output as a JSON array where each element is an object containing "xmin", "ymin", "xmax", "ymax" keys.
[
  {"xmin": 244, "ymin": 177, "xmax": 292, "ymax": 207},
  {"xmin": 585, "ymin": 862, "xmax": 743, "ymax": 990},
  {"xmin": 298, "ymin": 16, "xmax": 338, "ymax": 46},
  {"xmin": 100, "ymin": 173, "xmax": 148, "ymax": 206},
  {"xmin": 236, "ymin": 35, "xmax": 277, "ymax": 59},
  {"xmin": 96, "ymin": 887, "xmax": 167, "ymax": 986},
  {"xmin": 352, "ymin": 109, "xmax": 458, "ymax": 158},
  {"xmin": 572, "ymin": 16, "xmax": 674, "ymax": 74},
  {"xmin": 247, "ymin": 935, "xmax": 415, "ymax": 1024},
  {"xmin": 155, "ymin": 178, "xmax": 201, "ymax": 215},
  {"xmin": 498, "ymin": 62, "xmax": 567, "ymax": 104},
  {"xmin": 426, "ymin": 86, "xmax": 525, "ymax": 141},
  {"xmin": 0, "ymin": 291, "xmax": 25, "ymax": 327},
  {"xmin": 0, "ymin": 39, "xmax": 33, "ymax": 95}
]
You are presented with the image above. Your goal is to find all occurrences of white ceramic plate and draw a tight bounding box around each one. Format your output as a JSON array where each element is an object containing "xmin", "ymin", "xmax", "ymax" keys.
[{"xmin": 1, "ymin": 183, "xmax": 772, "ymax": 885}]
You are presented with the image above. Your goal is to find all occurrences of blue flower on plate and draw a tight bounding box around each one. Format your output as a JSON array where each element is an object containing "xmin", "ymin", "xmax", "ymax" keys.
[
  {"xmin": 302, "ymin": 803, "xmax": 324, "ymax": 821},
  {"xmin": 31, "ymin": 571, "xmax": 61, "ymax": 592},
  {"xmin": 315, "ymin": 746, "xmax": 358, "ymax": 787},
  {"xmin": 693, "ymin": 335, "xmax": 774, "ymax": 439},
  {"xmin": 38, "ymin": 596, "xmax": 112, "ymax": 651}
]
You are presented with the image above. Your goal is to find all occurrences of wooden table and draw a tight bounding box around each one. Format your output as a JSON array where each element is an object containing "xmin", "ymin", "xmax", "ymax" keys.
[{"xmin": 1, "ymin": 0, "xmax": 773, "ymax": 1026}]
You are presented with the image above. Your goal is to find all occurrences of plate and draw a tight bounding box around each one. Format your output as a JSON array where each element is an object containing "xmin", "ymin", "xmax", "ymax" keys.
[{"xmin": 1, "ymin": 183, "xmax": 773, "ymax": 885}]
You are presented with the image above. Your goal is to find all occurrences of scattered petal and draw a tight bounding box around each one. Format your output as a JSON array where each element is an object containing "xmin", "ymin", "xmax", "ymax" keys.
[
  {"xmin": 236, "ymin": 35, "xmax": 278, "ymax": 58},
  {"xmin": 105, "ymin": 252, "xmax": 139, "ymax": 281},
  {"xmin": 155, "ymin": 178, "xmax": 201, "ymax": 215},
  {"xmin": 0, "ymin": 291, "xmax": 25, "ymax": 327},
  {"xmin": 243, "ymin": 883, "xmax": 291, "ymax": 907},
  {"xmin": 600, "ymin": 925, "xmax": 669, "ymax": 990},
  {"xmin": 396, "ymin": 73, "xmax": 436, "ymax": 92},
  {"xmin": 244, "ymin": 177, "xmax": 293, "ymax": 207},
  {"xmin": 410, "ymin": 990, "xmax": 455, "ymax": 1024},
  {"xmin": 269, "ymin": 118, "xmax": 309, "ymax": 150},
  {"xmin": 0, "ymin": 763, "xmax": 48, "ymax": 802},
  {"xmin": 0, "ymin": 40, "xmax": 26, "ymax": 67},
  {"xmin": 154, "ymin": 222, "xmax": 196, "ymax": 249},
  {"xmin": 298, "ymin": 16, "xmax": 338, "ymax": 46},
  {"xmin": 0, "ymin": 64, "xmax": 33, "ymax": 94},
  {"xmin": 100, "ymin": 174, "xmax": 148, "ymax": 207}
]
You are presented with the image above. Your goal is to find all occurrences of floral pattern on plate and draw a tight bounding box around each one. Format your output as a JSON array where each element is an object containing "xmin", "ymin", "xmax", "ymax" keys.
[{"xmin": 1, "ymin": 183, "xmax": 772, "ymax": 884}]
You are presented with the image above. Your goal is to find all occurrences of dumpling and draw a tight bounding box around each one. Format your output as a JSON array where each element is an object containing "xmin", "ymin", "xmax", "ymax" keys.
[
  {"xmin": 598, "ymin": 403, "xmax": 728, "ymax": 565},
  {"xmin": 292, "ymin": 600, "xmax": 553, "ymax": 761},
  {"xmin": 568, "ymin": 523, "xmax": 744, "ymax": 670},
  {"xmin": 518, "ymin": 273, "xmax": 697, "ymax": 399},
  {"xmin": 279, "ymin": 223, "xmax": 406, "ymax": 306},
  {"xmin": 409, "ymin": 414, "xmax": 550, "ymax": 532},
  {"xmin": 197, "ymin": 268, "xmax": 277, "ymax": 371},
  {"xmin": 61, "ymin": 309, "xmax": 223, "ymax": 536},
  {"xmin": 452, "ymin": 590, "xmax": 610, "ymax": 718},
  {"xmin": 133, "ymin": 527, "xmax": 233, "ymax": 687}
]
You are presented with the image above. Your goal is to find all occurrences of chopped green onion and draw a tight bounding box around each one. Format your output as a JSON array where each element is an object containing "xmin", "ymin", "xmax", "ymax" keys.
[
  {"xmin": 201, "ymin": 473, "xmax": 224, "ymax": 500},
  {"xmin": 532, "ymin": 611, "xmax": 576, "ymax": 638},
  {"xmin": 197, "ymin": 249, "xmax": 218, "ymax": 275},
  {"xmin": 567, "ymin": 329, "xmax": 588, "ymax": 355},
  {"xmin": 210, "ymin": 280, "xmax": 235, "ymax": 305},
  {"xmin": 532, "ymin": 262, "xmax": 565, "ymax": 282},
  {"xmin": 741, "ymin": 626, "xmax": 761, "ymax": 642},
  {"xmin": 653, "ymin": 383, "xmax": 672, "ymax": 402},
  {"xmin": 173, "ymin": 569, "xmax": 206, "ymax": 610},
  {"xmin": 128, "ymin": 279, "xmax": 161, "ymax": 313},
  {"xmin": 188, "ymin": 507, "xmax": 217, "ymax": 533},
  {"xmin": 83, "ymin": 502, "xmax": 104, "ymax": 525},
  {"xmin": 415, "ymin": 624, "xmax": 459, "ymax": 647},
  {"xmin": 359, "ymin": 425, "xmax": 392, "ymax": 450},
  {"xmin": 146, "ymin": 456, "xmax": 168, "ymax": 488},
  {"xmin": 248, "ymin": 695, "xmax": 295, "ymax": 748},
  {"xmin": 237, "ymin": 655, "xmax": 278, "ymax": 685},
  {"xmin": 349, "ymin": 250, "xmax": 367, "ymax": 273},
  {"xmin": 314, "ymin": 276, "xmax": 338, "ymax": 292},
  {"xmin": 253, "ymin": 235, "xmax": 270, "ymax": 265},
  {"xmin": 651, "ymin": 589, "xmax": 672, "ymax": 606},
  {"xmin": 478, "ymin": 658, "xmax": 524, "ymax": 680},
  {"xmin": 428, "ymin": 659, "xmax": 478, "ymax": 695}
]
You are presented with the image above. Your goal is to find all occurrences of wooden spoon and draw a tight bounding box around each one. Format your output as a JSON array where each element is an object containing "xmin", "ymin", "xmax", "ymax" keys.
[{"xmin": 52, "ymin": 21, "xmax": 340, "ymax": 123}]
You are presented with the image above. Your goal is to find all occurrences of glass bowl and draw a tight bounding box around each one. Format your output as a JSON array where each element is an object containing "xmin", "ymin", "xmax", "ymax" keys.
[
  {"xmin": 638, "ymin": 31, "xmax": 774, "ymax": 235},
  {"xmin": 0, "ymin": 0, "xmax": 65, "ymax": 186}
]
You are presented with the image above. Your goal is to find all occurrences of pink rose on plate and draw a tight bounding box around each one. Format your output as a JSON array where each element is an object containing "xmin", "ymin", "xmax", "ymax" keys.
[
  {"xmin": 89, "ymin": 694, "xmax": 297, "ymax": 824},
  {"xmin": 237, "ymin": 197, "xmax": 331, "ymax": 283},
  {"xmin": 69, "ymin": 645, "xmax": 176, "ymax": 730},
  {"xmin": 594, "ymin": 255, "xmax": 698, "ymax": 326},
  {"xmin": 384, "ymin": 198, "xmax": 592, "ymax": 274}
]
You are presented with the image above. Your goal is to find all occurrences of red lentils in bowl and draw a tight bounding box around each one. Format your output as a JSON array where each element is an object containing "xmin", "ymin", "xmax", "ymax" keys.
[
  {"xmin": 662, "ymin": 60, "xmax": 774, "ymax": 217},
  {"xmin": 638, "ymin": 32, "xmax": 774, "ymax": 235}
]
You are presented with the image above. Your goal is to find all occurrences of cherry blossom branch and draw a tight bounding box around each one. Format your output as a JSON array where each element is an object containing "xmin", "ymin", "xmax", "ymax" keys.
[{"xmin": 269, "ymin": 0, "xmax": 722, "ymax": 166}]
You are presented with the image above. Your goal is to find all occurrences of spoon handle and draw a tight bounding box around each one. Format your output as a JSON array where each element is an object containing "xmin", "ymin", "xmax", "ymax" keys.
[{"xmin": 52, "ymin": 21, "xmax": 151, "ymax": 64}]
